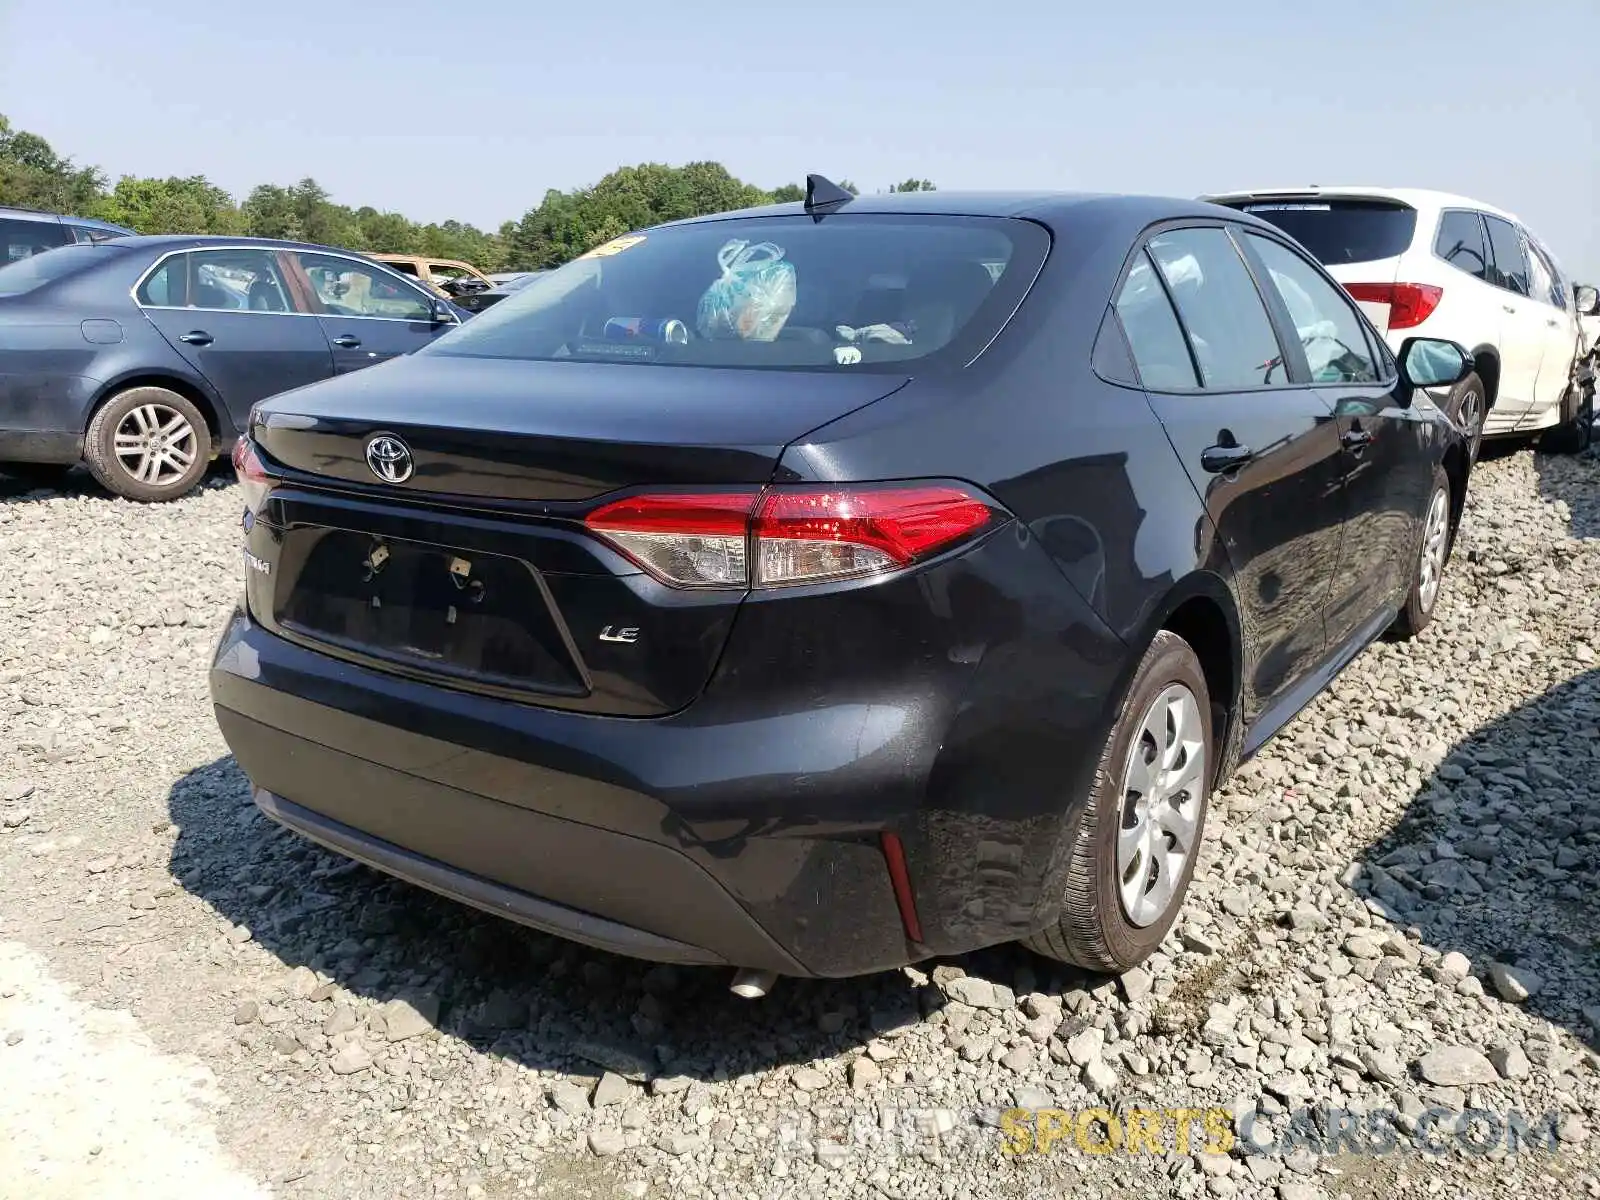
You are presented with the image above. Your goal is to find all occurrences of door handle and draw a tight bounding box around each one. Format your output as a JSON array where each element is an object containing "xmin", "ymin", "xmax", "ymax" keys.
[
  {"xmin": 332, "ymin": 335, "xmax": 362, "ymax": 349},
  {"xmin": 1341, "ymin": 428, "xmax": 1373, "ymax": 453},
  {"xmin": 1200, "ymin": 443, "xmax": 1254, "ymax": 473},
  {"xmin": 1503, "ymin": 305, "xmax": 1518, "ymax": 314},
  {"xmin": 179, "ymin": 331, "xmax": 213, "ymax": 346}
]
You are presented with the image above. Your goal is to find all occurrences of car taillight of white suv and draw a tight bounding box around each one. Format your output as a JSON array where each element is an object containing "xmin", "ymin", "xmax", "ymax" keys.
[{"xmin": 1204, "ymin": 186, "xmax": 1599, "ymax": 457}]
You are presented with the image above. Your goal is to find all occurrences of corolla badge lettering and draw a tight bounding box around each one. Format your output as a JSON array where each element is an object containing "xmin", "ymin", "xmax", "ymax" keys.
[
  {"xmin": 365, "ymin": 435, "xmax": 414, "ymax": 483},
  {"xmin": 599, "ymin": 625, "xmax": 639, "ymax": 644}
]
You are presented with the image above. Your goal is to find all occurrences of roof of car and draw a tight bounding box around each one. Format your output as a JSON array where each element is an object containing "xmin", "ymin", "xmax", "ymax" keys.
[
  {"xmin": 1202, "ymin": 185, "xmax": 1521, "ymax": 224},
  {"xmin": 664, "ymin": 189, "xmax": 1259, "ymax": 230}
]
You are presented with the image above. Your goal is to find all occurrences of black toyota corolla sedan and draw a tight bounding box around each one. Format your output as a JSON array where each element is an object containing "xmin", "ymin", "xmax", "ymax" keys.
[{"xmin": 209, "ymin": 182, "xmax": 1474, "ymax": 989}]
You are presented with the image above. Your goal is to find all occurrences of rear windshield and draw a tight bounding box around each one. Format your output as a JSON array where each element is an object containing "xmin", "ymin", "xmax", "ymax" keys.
[
  {"xmin": 1228, "ymin": 200, "xmax": 1417, "ymax": 266},
  {"xmin": 425, "ymin": 214, "xmax": 1048, "ymax": 372},
  {"xmin": 0, "ymin": 241, "xmax": 125, "ymax": 296}
]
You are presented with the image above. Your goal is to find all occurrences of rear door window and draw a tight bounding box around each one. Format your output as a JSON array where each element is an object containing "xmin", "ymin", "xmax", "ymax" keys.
[
  {"xmin": 425, "ymin": 214, "xmax": 1049, "ymax": 373},
  {"xmin": 1227, "ymin": 199, "xmax": 1417, "ymax": 266},
  {"xmin": 1434, "ymin": 210, "xmax": 1490, "ymax": 281},
  {"xmin": 0, "ymin": 216, "xmax": 72, "ymax": 262},
  {"xmin": 1145, "ymin": 228, "xmax": 1285, "ymax": 390},
  {"xmin": 137, "ymin": 249, "xmax": 296, "ymax": 311},
  {"xmin": 1483, "ymin": 216, "xmax": 1530, "ymax": 296}
]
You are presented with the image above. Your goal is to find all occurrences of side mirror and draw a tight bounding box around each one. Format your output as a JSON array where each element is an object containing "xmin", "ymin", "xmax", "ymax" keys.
[
  {"xmin": 1398, "ymin": 336, "xmax": 1473, "ymax": 391},
  {"xmin": 430, "ymin": 299, "xmax": 459, "ymax": 326},
  {"xmin": 1576, "ymin": 284, "xmax": 1600, "ymax": 317}
]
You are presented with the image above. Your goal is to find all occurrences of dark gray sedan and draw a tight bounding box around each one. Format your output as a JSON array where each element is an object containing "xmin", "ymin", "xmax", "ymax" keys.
[{"xmin": 0, "ymin": 235, "xmax": 463, "ymax": 500}]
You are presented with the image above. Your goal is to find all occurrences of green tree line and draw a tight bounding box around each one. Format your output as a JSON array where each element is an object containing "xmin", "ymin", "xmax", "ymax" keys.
[{"xmin": 0, "ymin": 114, "xmax": 934, "ymax": 272}]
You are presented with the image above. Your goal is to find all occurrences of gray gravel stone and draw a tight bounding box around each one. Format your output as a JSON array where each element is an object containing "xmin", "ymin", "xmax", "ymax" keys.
[
  {"xmin": 1489, "ymin": 961, "xmax": 1542, "ymax": 1002},
  {"xmin": 941, "ymin": 976, "xmax": 1014, "ymax": 1011},
  {"xmin": 593, "ymin": 1071, "xmax": 632, "ymax": 1107},
  {"xmin": 329, "ymin": 1044, "xmax": 373, "ymax": 1075},
  {"xmin": 379, "ymin": 995, "xmax": 438, "ymax": 1042},
  {"xmin": 1417, "ymin": 1045, "xmax": 1499, "ymax": 1087}
]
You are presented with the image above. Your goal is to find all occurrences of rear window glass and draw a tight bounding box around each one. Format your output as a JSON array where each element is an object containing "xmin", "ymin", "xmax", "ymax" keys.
[
  {"xmin": 425, "ymin": 215, "xmax": 1048, "ymax": 373},
  {"xmin": 1230, "ymin": 200, "xmax": 1417, "ymax": 266},
  {"xmin": 0, "ymin": 242, "xmax": 123, "ymax": 296},
  {"xmin": 1, "ymin": 216, "xmax": 73, "ymax": 263}
]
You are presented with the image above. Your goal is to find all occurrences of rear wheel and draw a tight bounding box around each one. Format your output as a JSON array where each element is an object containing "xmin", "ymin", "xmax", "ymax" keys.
[
  {"xmin": 1444, "ymin": 372, "xmax": 1486, "ymax": 461},
  {"xmin": 1392, "ymin": 468, "xmax": 1453, "ymax": 639},
  {"xmin": 1026, "ymin": 630, "xmax": 1212, "ymax": 972},
  {"xmin": 84, "ymin": 387, "xmax": 211, "ymax": 502}
]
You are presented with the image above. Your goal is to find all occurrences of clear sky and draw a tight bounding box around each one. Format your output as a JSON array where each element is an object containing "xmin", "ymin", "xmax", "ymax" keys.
[{"xmin": 4, "ymin": 1, "xmax": 1596, "ymax": 277}]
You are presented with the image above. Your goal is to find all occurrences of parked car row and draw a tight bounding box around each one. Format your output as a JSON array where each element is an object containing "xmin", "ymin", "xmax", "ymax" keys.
[
  {"xmin": 210, "ymin": 180, "xmax": 1495, "ymax": 991},
  {"xmin": 2, "ymin": 187, "xmax": 1593, "ymax": 509}
]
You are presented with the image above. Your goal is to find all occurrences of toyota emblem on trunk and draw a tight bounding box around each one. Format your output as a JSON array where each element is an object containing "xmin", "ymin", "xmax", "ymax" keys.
[{"xmin": 365, "ymin": 435, "xmax": 413, "ymax": 483}]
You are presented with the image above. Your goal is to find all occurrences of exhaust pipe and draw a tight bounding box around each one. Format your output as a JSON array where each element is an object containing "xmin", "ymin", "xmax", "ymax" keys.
[{"xmin": 729, "ymin": 968, "xmax": 777, "ymax": 999}]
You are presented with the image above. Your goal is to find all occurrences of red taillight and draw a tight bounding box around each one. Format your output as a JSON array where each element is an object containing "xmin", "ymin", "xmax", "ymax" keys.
[
  {"xmin": 231, "ymin": 436, "xmax": 272, "ymax": 516},
  {"xmin": 754, "ymin": 485, "xmax": 996, "ymax": 586},
  {"xmin": 1343, "ymin": 282, "xmax": 1443, "ymax": 330},
  {"xmin": 584, "ymin": 483, "xmax": 999, "ymax": 589}
]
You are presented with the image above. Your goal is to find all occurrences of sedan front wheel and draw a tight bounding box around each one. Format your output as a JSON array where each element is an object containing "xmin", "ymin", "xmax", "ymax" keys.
[{"xmin": 84, "ymin": 386, "xmax": 211, "ymax": 502}]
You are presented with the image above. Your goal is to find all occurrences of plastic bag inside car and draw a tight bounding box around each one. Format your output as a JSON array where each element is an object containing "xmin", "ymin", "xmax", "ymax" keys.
[{"xmin": 695, "ymin": 240, "xmax": 797, "ymax": 342}]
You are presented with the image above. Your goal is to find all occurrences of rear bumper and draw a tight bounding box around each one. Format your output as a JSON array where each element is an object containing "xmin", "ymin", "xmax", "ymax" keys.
[
  {"xmin": 250, "ymin": 785, "xmax": 775, "ymax": 968},
  {"xmin": 208, "ymin": 526, "xmax": 1127, "ymax": 976}
]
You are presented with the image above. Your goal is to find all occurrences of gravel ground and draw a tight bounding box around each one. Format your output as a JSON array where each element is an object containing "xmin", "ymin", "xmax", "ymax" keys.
[{"xmin": 2, "ymin": 446, "xmax": 1600, "ymax": 1200}]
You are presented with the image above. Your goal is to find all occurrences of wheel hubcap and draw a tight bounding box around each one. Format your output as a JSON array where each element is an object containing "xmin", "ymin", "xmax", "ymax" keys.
[
  {"xmin": 1117, "ymin": 683, "xmax": 1206, "ymax": 928},
  {"xmin": 1459, "ymin": 390, "xmax": 1482, "ymax": 438},
  {"xmin": 1418, "ymin": 487, "xmax": 1450, "ymax": 612},
  {"xmin": 114, "ymin": 404, "xmax": 196, "ymax": 486}
]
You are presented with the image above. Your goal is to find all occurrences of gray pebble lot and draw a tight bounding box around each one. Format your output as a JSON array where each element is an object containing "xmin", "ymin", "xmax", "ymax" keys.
[{"xmin": 2, "ymin": 445, "xmax": 1600, "ymax": 1199}]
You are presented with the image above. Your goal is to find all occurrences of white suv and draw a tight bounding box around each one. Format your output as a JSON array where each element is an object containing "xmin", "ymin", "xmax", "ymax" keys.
[{"xmin": 1204, "ymin": 187, "xmax": 1599, "ymax": 454}]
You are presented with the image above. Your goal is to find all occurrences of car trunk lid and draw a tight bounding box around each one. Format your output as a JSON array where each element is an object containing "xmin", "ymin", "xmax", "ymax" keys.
[
  {"xmin": 253, "ymin": 355, "xmax": 908, "ymax": 500},
  {"xmin": 243, "ymin": 356, "xmax": 911, "ymax": 715}
]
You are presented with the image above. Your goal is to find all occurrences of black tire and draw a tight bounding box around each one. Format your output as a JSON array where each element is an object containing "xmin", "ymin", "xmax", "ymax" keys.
[
  {"xmin": 1443, "ymin": 372, "xmax": 1486, "ymax": 462},
  {"xmin": 1026, "ymin": 630, "xmax": 1213, "ymax": 972},
  {"xmin": 1391, "ymin": 467, "xmax": 1453, "ymax": 639},
  {"xmin": 84, "ymin": 387, "xmax": 211, "ymax": 502},
  {"xmin": 1540, "ymin": 383, "xmax": 1594, "ymax": 456}
]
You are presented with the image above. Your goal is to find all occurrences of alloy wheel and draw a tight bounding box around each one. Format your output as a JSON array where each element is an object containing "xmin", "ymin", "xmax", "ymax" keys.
[
  {"xmin": 113, "ymin": 403, "xmax": 197, "ymax": 487},
  {"xmin": 1418, "ymin": 487, "xmax": 1450, "ymax": 613},
  {"xmin": 1116, "ymin": 683, "xmax": 1206, "ymax": 927}
]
